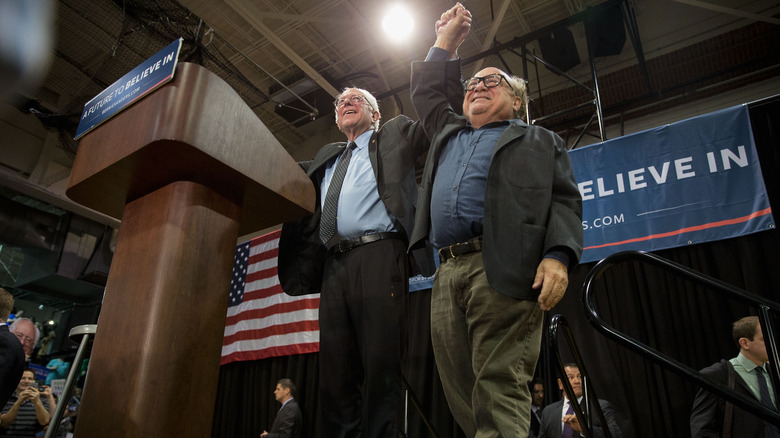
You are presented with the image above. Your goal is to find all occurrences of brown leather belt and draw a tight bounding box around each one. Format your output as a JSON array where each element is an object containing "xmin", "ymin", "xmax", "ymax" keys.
[
  {"xmin": 330, "ymin": 232, "xmax": 403, "ymax": 254},
  {"xmin": 438, "ymin": 236, "xmax": 483, "ymax": 262}
]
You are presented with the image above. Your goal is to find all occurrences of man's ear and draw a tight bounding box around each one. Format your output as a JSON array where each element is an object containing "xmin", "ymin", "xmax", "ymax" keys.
[{"xmin": 738, "ymin": 337, "xmax": 750, "ymax": 350}]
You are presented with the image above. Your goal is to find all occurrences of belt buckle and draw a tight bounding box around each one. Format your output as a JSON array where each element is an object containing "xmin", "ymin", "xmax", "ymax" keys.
[{"xmin": 448, "ymin": 245, "xmax": 456, "ymax": 260}]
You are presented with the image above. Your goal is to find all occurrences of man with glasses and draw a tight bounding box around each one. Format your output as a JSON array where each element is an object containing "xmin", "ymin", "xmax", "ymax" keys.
[
  {"xmin": 8, "ymin": 319, "xmax": 38, "ymax": 361},
  {"xmin": 277, "ymin": 20, "xmax": 467, "ymax": 437},
  {"xmin": 409, "ymin": 3, "xmax": 583, "ymax": 436}
]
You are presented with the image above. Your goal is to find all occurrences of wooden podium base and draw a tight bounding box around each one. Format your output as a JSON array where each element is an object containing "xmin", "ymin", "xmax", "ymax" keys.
[{"xmin": 74, "ymin": 181, "xmax": 241, "ymax": 438}]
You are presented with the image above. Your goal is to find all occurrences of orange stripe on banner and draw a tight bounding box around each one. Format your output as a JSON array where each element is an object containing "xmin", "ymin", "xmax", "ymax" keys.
[
  {"xmin": 584, "ymin": 207, "xmax": 773, "ymax": 250},
  {"xmin": 223, "ymin": 320, "xmax": 320, "ymax": 345},
  {"xmin": 220, "ymin": 342, "xmax": 320, "ymax": 365},
  {"xmin": 225, "ymin": 297, "xmax": 320, "ymax": 326}
]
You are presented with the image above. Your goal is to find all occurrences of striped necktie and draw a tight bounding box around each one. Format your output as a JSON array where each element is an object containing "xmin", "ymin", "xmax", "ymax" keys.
[{"xmin": 319, "ymin": 142, "xmax": 355, "ymax": 244}]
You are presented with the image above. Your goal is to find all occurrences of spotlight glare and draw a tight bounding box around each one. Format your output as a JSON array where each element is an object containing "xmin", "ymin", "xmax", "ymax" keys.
[{"xmin": 382, "ymin": 5, "xmax": 414, "ymax": 41}]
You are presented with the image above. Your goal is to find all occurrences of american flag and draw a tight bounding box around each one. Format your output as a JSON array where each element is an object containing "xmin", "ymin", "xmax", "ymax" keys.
[{"xmin": 221, "ymin": 229, "xmax": 320, "ymax": 365}]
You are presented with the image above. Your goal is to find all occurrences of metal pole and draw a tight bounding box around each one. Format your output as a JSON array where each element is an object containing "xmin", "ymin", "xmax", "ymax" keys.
[{"xmin": 44, "ymin": 324, "xmax": 97, "ymax": 438}]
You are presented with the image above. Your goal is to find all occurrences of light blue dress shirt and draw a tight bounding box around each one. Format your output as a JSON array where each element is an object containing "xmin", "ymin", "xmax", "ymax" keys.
[{"xmin": 320, "ymin": 129, "xmax": 397, "ymax": 240}]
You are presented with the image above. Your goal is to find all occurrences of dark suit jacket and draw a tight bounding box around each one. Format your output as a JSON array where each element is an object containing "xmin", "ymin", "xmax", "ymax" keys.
[
  {"xmin": 690, "ymin": 359, "xmax": 769, "ymax": 437},
  {"xmin": 0, "ymin": 325, "xmax": 25, "ymax": 407},
  {"xmin": 266, "ymin": 398, "xmax": 302, "ymax": 438},
  {"xmin": 529, "ymin": 405, "xmax": 542, "ymax": 437},
  {"xmin": 277, "ymin": 61, "xmax": 464, "ymax": 296},
  {"xmin": 409, "ymin": 59, "xmax": 583, "ymax": 300},
  {"xmin": 537, "ymin": 399, "xmax": 623, "ymax": 438}
]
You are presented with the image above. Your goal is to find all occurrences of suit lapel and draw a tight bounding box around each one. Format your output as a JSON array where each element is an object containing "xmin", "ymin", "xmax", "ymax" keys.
[{"xmin": 492, "ymin": 120, "xmax": 528, "ymax": 159}]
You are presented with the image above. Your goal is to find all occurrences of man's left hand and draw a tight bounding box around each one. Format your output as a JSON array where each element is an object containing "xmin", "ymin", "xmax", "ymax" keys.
[
  {"xmin": 562, "ymin": 414, "xmax": 583, "ymax": 432},
  {"xmin": 533, "ymin": 258, "xmax": 569, "ymax": 311}
]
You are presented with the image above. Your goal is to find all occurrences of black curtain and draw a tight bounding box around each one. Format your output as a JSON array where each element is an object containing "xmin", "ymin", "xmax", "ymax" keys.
[{"xmin": 212, "ymin": 97, "xmax": 780, "ymax": 438}]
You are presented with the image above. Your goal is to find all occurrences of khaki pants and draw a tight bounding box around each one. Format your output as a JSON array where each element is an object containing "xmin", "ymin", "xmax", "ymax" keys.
[{"xmin": 431, "ymin": 251, "xmax": 543, "ymax": 438}]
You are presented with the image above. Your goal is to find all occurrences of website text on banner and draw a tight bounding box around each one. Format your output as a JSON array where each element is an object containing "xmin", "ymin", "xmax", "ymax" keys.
[
  {"xmin": 570, "ymin": 104, "xmax": 774, "ymax": 264},
  {"xmin": 221, "ymin": 230, "xmax": 320, "ymax": 365}
]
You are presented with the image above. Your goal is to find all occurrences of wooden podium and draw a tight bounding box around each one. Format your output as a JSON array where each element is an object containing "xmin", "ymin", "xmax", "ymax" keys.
[{"xmin": 65, "ymin": 62, "xmax": 315, "ymax": 437}]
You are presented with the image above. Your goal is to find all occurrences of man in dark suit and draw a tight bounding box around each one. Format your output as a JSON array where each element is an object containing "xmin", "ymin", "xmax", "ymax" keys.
[
  {"xmin": 529, "ymin": 378, "xmax": 545, "ymax": 438},
  {"xmin": 0, "ymin": 288, "xmax": 25, "ymax": 408},
  {"xmin": 409, "ymin": 3, "xmax": 583, "ymax": 436},
  {"xmin": 538, "ymin": 364, "xmax": 622, "ymax": 438},
  {"xmin": 261, "ymin": 378, "xmax": 302, "ymax": 438},
  {"xmin": 690, "ymin": 316, "xmax": 778, "ymax": 437},
  {"xmin": 276, "ymin": 36, "xmax": 465, "ymax": 438}
]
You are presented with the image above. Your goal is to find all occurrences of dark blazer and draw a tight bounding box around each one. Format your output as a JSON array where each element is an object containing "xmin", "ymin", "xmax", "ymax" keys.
[
  {"xmin": 0, "ymin": 325, "xmax": 25, "ymax": 407},
  {"xmin": 409, "ymin": 59, "xmax": 583, "ymax": 300},
  {"xmin": 278, "ymin": 61, "xmax": 464, "ymax": 296},
  {"xmin": 529, "ymin": 406, "xmax": 542, "ymax": 438},
  {"xmin": 537, "ymin": 399, "xmax": 623, "ymax": 438},
  {"xmin": 266, "ymin": 398, "xmax": 302, "ymax": 438},
  {"xmin": 690, "ymin": 359, "xmax": 769, "ymax": 437}
]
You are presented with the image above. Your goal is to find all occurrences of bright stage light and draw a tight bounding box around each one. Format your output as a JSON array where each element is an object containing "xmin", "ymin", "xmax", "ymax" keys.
[{"xmin": 382, "ymin": 4, "xmax": 414, "ymax": 41}]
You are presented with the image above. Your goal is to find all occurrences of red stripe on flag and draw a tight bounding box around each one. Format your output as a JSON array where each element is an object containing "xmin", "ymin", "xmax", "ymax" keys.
[
  {"xmin": 220, "ymin": 343, "xmax": 320, "ymax": 365},
  {"xmin": 223, "ymin": 320, "xmax": 320, "ymax": 345},
  {"xmin": 224, "ymin": 297, "xmax": 320, "ymax": 327}
]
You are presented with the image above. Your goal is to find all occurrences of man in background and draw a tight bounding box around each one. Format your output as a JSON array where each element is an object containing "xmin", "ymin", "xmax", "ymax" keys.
[
  {"xmin": 8, "ymin": 318, "xmax": 38, "ymax": 361},
  {"xmin": 538, "ymin": 364, "xmax": 622, "ymax": 438},
  {"xmin": 529, "ymin": 377, "xmax": 545, "ymax": 438},
  {"xmin": 0, "ymin": 288, "xmax": 24, "ymax": 407},
  {"xmin": 691, "ymin": 316, "xmax": 778, "ymax": 437},
  {"xmin": 261, "ymin": 378, "xmax": 302, "ymax": 438}
]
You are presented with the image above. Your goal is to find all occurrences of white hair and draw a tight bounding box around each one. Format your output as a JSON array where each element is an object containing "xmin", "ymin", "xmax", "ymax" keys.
[
  {"xmin": 10, "ymin": 317, "xmax": 40, "ymax": 345},
  {"xmin": 334, "ymin": 87, "xmax": 381, "ymax": 131}
]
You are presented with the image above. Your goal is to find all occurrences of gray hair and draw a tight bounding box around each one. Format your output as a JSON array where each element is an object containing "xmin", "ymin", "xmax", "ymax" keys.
[
  {"xmin": 335, "ymin": 87, "xmax": 381, "ymax": 131},
  {"xmin": 499, "ymin": 69, "xmax": 529, "ymax": 120}
]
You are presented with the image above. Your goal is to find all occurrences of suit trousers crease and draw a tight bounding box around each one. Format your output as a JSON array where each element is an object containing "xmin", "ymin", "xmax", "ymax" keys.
[
  {"xmin": 431, "ymin": 251, "xmax": 543, "ymax": 438},
  {"xmin": 319, "ymin": 238, "xmax": 409, "ymax": 438}
]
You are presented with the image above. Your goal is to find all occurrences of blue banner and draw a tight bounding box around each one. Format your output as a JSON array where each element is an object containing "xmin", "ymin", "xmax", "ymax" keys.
[
  {"xmin": 75, "ymin": 38, "xmax": 182, "ymax": 139},
  {"xmin": 570, "ymin": 104, "xmax": 774, "ymax": 263}
]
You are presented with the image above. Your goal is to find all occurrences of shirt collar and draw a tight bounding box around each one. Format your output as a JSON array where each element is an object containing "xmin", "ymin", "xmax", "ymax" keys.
[
  {"xmin": 736, "ymin": 351, "xmax": 764, "ymax": 372},
  {"xmin": 351, "ymin": 129, "xmax": 374, "ymax": 151}
]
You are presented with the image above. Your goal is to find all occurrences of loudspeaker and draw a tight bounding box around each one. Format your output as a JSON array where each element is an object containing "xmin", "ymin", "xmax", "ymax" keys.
[
  {"xmin": 538, "ymin": 28, "xmax": 581, "ymax": 73},
  {"xmin": 585, "ymin": 4, "xmax": 626, "ymax": 57}
]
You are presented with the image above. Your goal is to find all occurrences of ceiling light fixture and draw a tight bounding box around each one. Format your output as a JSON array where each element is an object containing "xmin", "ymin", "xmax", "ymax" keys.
[{"xmin": 382, "ymin": 4, "xmax": 414, "ymax": 41}]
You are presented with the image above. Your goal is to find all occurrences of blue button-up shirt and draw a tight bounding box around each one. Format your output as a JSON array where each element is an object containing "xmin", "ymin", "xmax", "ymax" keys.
[
  {"xmin": 320, "ymin": 129, "xmax": 397, "ymax": 239},
  {"xmin": 430, "ymin": 121, "xmax": 509, "ymax": 249}
]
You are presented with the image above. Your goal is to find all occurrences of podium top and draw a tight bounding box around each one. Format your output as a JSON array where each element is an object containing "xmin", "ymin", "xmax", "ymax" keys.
[{"xmin": 67, "ymin": 62, "xmax": 315, "ymax": 235}]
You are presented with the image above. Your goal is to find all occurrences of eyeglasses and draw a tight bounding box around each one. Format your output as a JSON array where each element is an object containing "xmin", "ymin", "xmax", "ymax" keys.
[
  {"xmin": 464, "ymin": 73, "xmax": 508, "ymax": 91},
  {"xmin": 334, "ymin": 94, "xmax": 366, "ymax": 108},
  {"xmin": 14, "ymin": 332, "xmax": 34, "ymax": 346}
]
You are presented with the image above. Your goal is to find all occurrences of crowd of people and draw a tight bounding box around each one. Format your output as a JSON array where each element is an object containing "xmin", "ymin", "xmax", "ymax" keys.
[{"xmin": 1, "ymin": 288, "xmax": 80, "ymax": 437}]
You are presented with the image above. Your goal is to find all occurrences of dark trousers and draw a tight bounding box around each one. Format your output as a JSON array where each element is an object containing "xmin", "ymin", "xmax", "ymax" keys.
[{"xmin": 319, "ymin": 238, "xmax": 409, "ymax": 438}]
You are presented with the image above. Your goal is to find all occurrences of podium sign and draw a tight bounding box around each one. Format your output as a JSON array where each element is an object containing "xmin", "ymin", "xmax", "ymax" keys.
[{"xmin": 75, "ymin": 38, "xmax": 182, "ymax": 140}]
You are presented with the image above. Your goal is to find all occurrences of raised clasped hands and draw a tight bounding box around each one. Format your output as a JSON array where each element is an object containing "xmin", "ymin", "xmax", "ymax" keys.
[{"xmin": 434, "ymin": 2, "xmax": 472, "ymax": 57}]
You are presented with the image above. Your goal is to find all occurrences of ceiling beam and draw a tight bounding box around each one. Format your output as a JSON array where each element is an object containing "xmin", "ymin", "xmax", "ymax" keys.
[
  {"xmin": 470, "ymin": 0, "xmax": 512, "ymax": 75},
  {"xmin": 225, "ymin": 0, "xmax": 340, "ymax": 97}
]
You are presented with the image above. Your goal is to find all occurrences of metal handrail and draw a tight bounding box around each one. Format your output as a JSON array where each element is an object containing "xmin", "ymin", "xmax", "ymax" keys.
[
  {"xmin": 549, "ymin": 314, "xmax": 616, "ymax": 438},
  {"xmin": 582, "ymin": 250, "xmax": 780, "ymax": 426}
]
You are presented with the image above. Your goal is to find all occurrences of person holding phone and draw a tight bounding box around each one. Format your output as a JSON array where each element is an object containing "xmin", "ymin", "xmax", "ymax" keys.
[{"xmin": 0, "ymin": 369, "xmax": 55, "ymax": 436}]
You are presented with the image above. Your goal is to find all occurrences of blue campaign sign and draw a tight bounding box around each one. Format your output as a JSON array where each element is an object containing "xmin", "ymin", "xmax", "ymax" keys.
[
  {"xmin": 75, "ymin": 38, "xmax": 182, "ymax": 140},
  {"xmin": 570, "ymin": 104, "xmax": 774, "ymax": 263}
]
